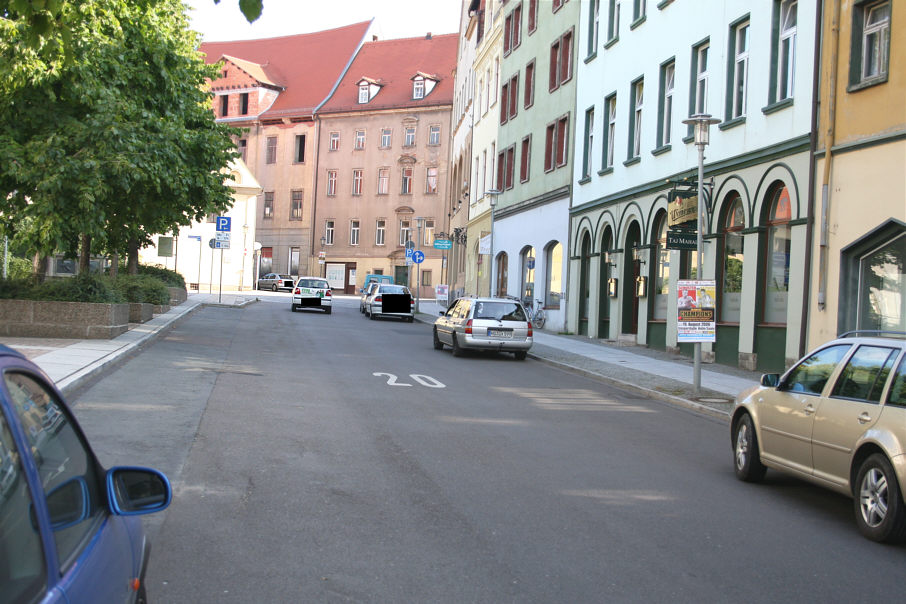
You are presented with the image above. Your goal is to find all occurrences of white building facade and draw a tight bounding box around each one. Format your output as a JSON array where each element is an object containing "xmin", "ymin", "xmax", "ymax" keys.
[{"xmin": 570, "ymin": 0, "xmax": 815, "ymax": 372}]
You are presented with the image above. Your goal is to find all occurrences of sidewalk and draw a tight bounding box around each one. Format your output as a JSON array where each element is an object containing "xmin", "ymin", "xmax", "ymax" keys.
[{"xmin": 1, "ymin": 292, "xmax": 761, "ymax": 419}]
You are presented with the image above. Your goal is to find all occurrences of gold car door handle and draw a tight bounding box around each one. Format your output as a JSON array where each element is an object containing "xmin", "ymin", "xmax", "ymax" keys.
[
  {"xmin": 803, "ymin": 404, "xmax": 816, "ymax": 415},
  {"xmin": 858, "ymin": 412, "xmax": 872, "ymax": 425}
]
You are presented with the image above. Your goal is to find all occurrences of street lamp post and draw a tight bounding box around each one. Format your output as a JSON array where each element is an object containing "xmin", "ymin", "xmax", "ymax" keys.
[
  {"xmin": 485, "ymin": 189, "xmax": 501, "ymax": 297},
  {"xmin": 682, "ymin": 113, "xmax": 720, "ymax": 395}
]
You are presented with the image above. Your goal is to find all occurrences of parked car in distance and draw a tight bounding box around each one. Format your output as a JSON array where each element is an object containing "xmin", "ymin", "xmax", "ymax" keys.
[
  {"xmin": 0, "ymin": 344, "xmax": 172, "ymax": 602},
  {"xmin": 291, "ymin": 277, "xmax": 332, "ymax": 314},
  {"xmin": 360, "ymin": 282, "xmax": 380, "ymax": 313},
  {"xmin": 359, "ymin": 273, "xmax": 394, "ymax": 292},
  {"xmin": 257, "ymin": 273, "xmax": 295, "ymax": 292},
  {"xmin": 730, "ymin": 331, "xmax": 906, "ymax": 542},
  {"xmin": 433, "ymin": 297, "xmax": 533, "ymax": 360},
  {"xmin": 364, "ymin": 284, "xmax": 414, "ymax": 322}
]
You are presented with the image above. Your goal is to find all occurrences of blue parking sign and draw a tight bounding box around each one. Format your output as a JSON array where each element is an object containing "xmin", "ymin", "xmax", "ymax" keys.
[{"xmin": 216, "ymin": 216, "xmax": 231, "ymax": 232}]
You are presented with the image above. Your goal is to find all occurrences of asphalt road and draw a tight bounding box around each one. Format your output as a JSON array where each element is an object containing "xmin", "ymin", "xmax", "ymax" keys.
[{"xmin": 71, "ymin": 293, "xmax": 906, "ymax": 603}]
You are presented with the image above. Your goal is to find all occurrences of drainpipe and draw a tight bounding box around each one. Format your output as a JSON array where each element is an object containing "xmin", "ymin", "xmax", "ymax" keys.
[
  {"xmin": 310, "ymin": 116, "xmax": 322, "ymax": 275},
  {"xmin": 800, "ymin": 0, "xmax": 826, "ymax": 356},
  {"xmin": 818, "ymin": 0, "xmax": 841, "ymax": 315}
]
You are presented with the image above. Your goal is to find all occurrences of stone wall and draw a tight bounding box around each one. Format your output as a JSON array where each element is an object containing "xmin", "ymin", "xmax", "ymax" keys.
[{"xmin": 0, "ymin": 300, "xmax": 130, "ymax": 338}]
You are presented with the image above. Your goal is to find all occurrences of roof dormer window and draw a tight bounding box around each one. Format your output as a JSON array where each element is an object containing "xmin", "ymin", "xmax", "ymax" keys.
[
  {"xmin": 411, "ymin": 73, "xmax": 439, "ymax": 100},
  {"xmin": 356, "ymin": 78, "xmax": 382, "ymax": 103}
]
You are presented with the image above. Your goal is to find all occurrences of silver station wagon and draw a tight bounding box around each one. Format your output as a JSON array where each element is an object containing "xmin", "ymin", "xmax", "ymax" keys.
[
  {"xmin": 731, "ymin": 331, "xmax": 906, "ymax": 542},
  {"xmin": 433, "ymin": 297, "xmax": 533, "ymax": 360}
]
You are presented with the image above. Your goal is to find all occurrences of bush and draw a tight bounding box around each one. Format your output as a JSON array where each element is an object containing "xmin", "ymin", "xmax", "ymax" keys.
[
  {"xmin": 6, "ymin": 257, "xmax": 33, "ymax": 280},
  {"xmin": 0, "ymin": 277, "xmax": 37, "ymax": 299},
  {"xmin": 136, "ymin": 264, "xmax": 185, "ymax": 289},
  {"xmin": 113, "ymin": 274, "xmax": 170, "ymax": 305},
  {"xmin": 30, "ymin": 274, "xmax": 125, "ymax": 303}
]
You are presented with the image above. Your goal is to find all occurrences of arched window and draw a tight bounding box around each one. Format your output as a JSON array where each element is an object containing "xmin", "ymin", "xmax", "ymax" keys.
[
  {"xmin": 653, "ymin": 212, "xmax": 669, "ymax": 319},
  {"xmin": 545, "ymin": 242, "xmax": 563, "ymax": 308},
  {"xmin": 520, "ymin": 246, "xmax": 536, "ymax": 304},
  {"xmin": 721, "ymin": 193, "xmax": 745, "ymax": 322},
  {"xmin": 763, "ymin": 184, "xmax": 792, "ymax": 324},
  {"xmin": 496, "ymin": 252, "xmax": 509, "ymax": 297}
]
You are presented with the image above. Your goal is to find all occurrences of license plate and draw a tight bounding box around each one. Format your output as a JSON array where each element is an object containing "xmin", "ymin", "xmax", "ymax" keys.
[{"xmin": 488, "ymin": 329, "xmax": 513, "ymax": 338}]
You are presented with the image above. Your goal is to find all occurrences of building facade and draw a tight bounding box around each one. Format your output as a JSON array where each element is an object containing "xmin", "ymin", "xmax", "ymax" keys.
[
  {"xmin": 313, "ymin": 34, "xmax": 457, "ymax": 296},
  {"xmin": 200, "ymin": 23, "xmax": 372, "ymax": 281},
  {"xmin": 492, "ymin": 0, "xmax": 578, "ymax": 333},
  {"xmin": 808, "ymin": 0, "xmax": 904, "ymax": 345},
  {"xmin": 569, "ymin": 0, "xmax": 816, "ymax": 372}
]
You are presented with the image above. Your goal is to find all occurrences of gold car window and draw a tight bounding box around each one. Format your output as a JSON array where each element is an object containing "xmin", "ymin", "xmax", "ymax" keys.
[
  {"xmin": 784, "ymin": 344, "xmax": 851, "ymax": 395},
  {"xmin": 887, "ymin": 356, "xmax": 906, "ymax": 407},
  {"xmin": 830, "ymin": 346, "xmax": 898, "ymax": 403}
]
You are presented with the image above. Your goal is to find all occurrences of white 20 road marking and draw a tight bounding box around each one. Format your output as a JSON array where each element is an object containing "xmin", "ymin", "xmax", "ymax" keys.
[{"xmin": 372, "ymin": 373, "xmax": 446, "ymax": 388}]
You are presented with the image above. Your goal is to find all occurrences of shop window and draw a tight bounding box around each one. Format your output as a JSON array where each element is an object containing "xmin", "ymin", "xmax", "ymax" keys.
[
  {"xmin": 839, "ymin": 220, "xmax": 905, "ymax": 333},
  {"xmin": 721, "ymin": 194, "xmax": 745, "ymax": 322},
  {"xmin": 653, "ymin": 212, "xmax": 669, "ymax": 320},
  {"xmin": 545, "ymin": 241, "xmax": 563, "ymax": 308},
  {"xmin": 763, "ymin": 184, "xmax": 792, "ymax": 324},
  {"xmin": 520, "ymin": 246, "xmax": 536, "ymax": 304}
]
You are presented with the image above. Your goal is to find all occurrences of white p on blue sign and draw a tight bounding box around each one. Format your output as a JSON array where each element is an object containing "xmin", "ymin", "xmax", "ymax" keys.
[{"xmin": 216, "ymin": 216, "xmax": 231, "ymax": 232}]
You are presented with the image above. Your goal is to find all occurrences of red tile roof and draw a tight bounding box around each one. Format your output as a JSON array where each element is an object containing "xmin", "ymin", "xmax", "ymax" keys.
[
  {"xmin": 319, "ymin": 34, "xmax": 458, "ymax": 114},
  {"xmin": 199, "ymin": 21, "xmax": 372, "ymax": 119}
]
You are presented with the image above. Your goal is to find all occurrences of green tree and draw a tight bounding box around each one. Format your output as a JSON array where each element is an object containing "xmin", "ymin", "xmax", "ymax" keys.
[{"xmin": 0, "ymin": 0, "xmax": 238, "ymax": 275}]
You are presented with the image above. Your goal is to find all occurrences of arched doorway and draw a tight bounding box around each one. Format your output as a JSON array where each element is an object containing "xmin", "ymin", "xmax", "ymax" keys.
[
  {"xmin": 648, "ymin": 211, "xmax": 669, "ymax": 349},
  {"xmin": 755, "ymin": 182, "xmax": 791, "ymax": 372},
  {"xmin": 520, "ymin": 246, "xmax": 536, "ymax": 305},
  {"xmin": 598, "ymin": 226, "xmax": 614, "ymax": 338},
  {"xmin": 622, "ymin": 221, "xmax": 642, "ymax": 335},
  {"xmin": 716, "ymin": 192, "xmax": 745, "ymax": 365},
  {"xmin": 495, "ymin": 252, "xmax": 508, "ymax": 297},
  {"xmin": 578, "ymin": 232, "xmax": 592, "ymax": 335}
]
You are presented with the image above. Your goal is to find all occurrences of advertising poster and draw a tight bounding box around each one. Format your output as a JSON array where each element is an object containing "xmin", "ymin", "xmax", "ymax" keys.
[{"xmin": 677, "ymin": 280, "xmax": 716, "ymax": 342}]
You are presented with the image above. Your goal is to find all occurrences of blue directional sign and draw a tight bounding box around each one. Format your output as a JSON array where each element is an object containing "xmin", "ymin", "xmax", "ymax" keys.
[
  {"xmin": 412, "ymin": 250, "xmax": 425, "ymax": 264},
  {"xmin": 216, "ymin": 216, "xmax": 231, "ymax": 232}
]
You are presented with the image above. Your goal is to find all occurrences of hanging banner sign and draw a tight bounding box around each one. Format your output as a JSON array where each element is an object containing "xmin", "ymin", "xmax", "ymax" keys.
[
  {"xmin": 666, "ymin": 230, "xmax": 697, "ymax": 250},
  {"xmin": 677, "ymin": 279, "xmax": 716, "ymax": 342},
  {"xmin": 668, "ymin": 191, "xmax": 698, "ymax": 228}
]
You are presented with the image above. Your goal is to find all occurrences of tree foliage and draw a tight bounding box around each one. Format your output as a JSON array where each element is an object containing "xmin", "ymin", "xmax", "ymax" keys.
[{"xmin": 0, "ymin": 0, "xmax": 239, "ymax": 269}]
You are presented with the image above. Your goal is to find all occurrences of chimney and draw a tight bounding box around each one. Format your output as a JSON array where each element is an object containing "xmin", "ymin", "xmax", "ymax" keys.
[
  {"xmin": 426, "ymin": 32, "xmax": 432, "ymax": 40},
  {"xmin": 372, "ymin": 35, "xmax": 378, "ymax": 41}
]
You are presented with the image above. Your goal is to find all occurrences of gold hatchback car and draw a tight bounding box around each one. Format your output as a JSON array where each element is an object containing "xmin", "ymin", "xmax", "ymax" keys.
[{"xmin": 731, "ymin": 332, "xmax": 906, "ymax": 542}]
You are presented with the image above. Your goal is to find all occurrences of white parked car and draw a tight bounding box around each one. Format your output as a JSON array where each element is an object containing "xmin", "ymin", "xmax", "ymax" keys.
[
  {"xmin": 364, "ymin": 284, "xmax": 414, "ymax": 322},
  {"xmin": 291, "ymin": 277, "xmax": 332, "ymax": 314}
]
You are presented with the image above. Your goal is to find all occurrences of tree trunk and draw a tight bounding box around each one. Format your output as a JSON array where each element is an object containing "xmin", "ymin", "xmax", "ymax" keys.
[
  {"xmin": 32, "ymin": 253, "xmax": 47, "ymax": 282},
  {"xmin": 79, "ymin": 234, "xmax": 91, "ymax": 275},
  {"xmin": 109, "ymin": 252, "xmax": 119, "ymax": 279},
  {"xmin": 127, "ymin": 239, "xmax": 140, "ymax": 275}
]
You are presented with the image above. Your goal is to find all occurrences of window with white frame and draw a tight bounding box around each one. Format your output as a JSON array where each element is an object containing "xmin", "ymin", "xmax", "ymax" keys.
[
  {"xmin": 358, "ymin": 84, "xmax": 369, "ymax": 103},
  {"xmin": 605, "ymin": 93, "xmax": 616, "ymax": 169},
  {"xmin": 426, "ymin": 167, "xmax": 438, "ymax": 194},
  {"xmin": 290, "ymin": 190, "xmax": 303, "ymax": 220},
  {"xmin": 352, "ymin": 169, "xmax": 363, "ymax": 195},
  {"xmin": 376, "ymin": 219, "xmax": 386, "ymax": 245},
  {"xmin": 381, "ymin": 128, "xmax": 391, "ymax": 148},
  {"xmin": 377, "ymin": 168, "xmax": 389, "ymax": 195},
  {"xmin": 476, "ymin": 78, "xmax": 483, "ymax": 120},
  {"xmin": 354, "ymin": 130, "xmax": 365, "ymax": 149},
  {"xmin": 589, "ymin": 0, "xmax": 600, "ymax": 57},
  {"xmin": 329, "ymin": 131, "xmax": 339, "ymax": 151},
  {"xmin": 481, "ymin": 150, "xmax": 487, "ymax": 197},
  {"xmin": 731, "ymin": 20, "xmax": 750, "ymax": 119},
  {"xmin": 659, "ymin": 61, "xmax": 674, "ymax": 147},
  {"xmin": 350, "ymin": 220, "xmax": 360, "ymax": 245},
  {"xmin": 629, "ymin": 78, "xmax": 643, "ymax": 158},
  {"xmin": 608, "ymin": 0, "xmax": 621, "ymax": 41},
  {"xmin": 582, "ymin": 107, "xmax": 595, "ymax": 178},
  {"xmin": 693, "ymin": 42, "xmax": 709, "ymax": 115},
  {"xmin": 857, "ymin": 0, "xmax": 890, "ymax": 84},
  {"xmin": 777, "ymin": 0, "xmax": 797, "ymax": 101},
  {"xmin": 404, "ymin": 126, "xmax": 416, "ymax": 147},
  {"xmin": 326, "ymin": 170, "xmax": 337, "ymax": 196},
  {"xmin": 424, "ymin": 219, "xmax": 435, "ymax": 246},
  {"xmin": 263, "ymin": 191, "xmax": 274, "ymax": 219},
  {"xmin": 325, "ymin": 220, "xmax": 335, "ymax": 245},
  {"xmin": 429, "ymin": 125, "xmax": 441, "ymax": 145},
  {"xmin": 399, "ymin": 220, "xmax": 411, "ymax": 246},
  {"xmin": 413, "ymin": 78, "xmax": 425, "ymax": 99},
  {"xmin": 401, "ymin": 166, "xmax": 413, "ymax": 194}
]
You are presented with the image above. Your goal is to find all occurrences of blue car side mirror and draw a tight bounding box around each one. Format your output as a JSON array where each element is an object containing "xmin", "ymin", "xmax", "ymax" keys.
[{"xmin": 106, "ymin": 467, "xmax": 172, "ymax": 516}]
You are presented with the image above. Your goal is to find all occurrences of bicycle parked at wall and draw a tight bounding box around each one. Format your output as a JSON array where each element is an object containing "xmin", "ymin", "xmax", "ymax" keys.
[{"xmin": 523, "ymin": 298, "xmax": 546, "ymax": 329}]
